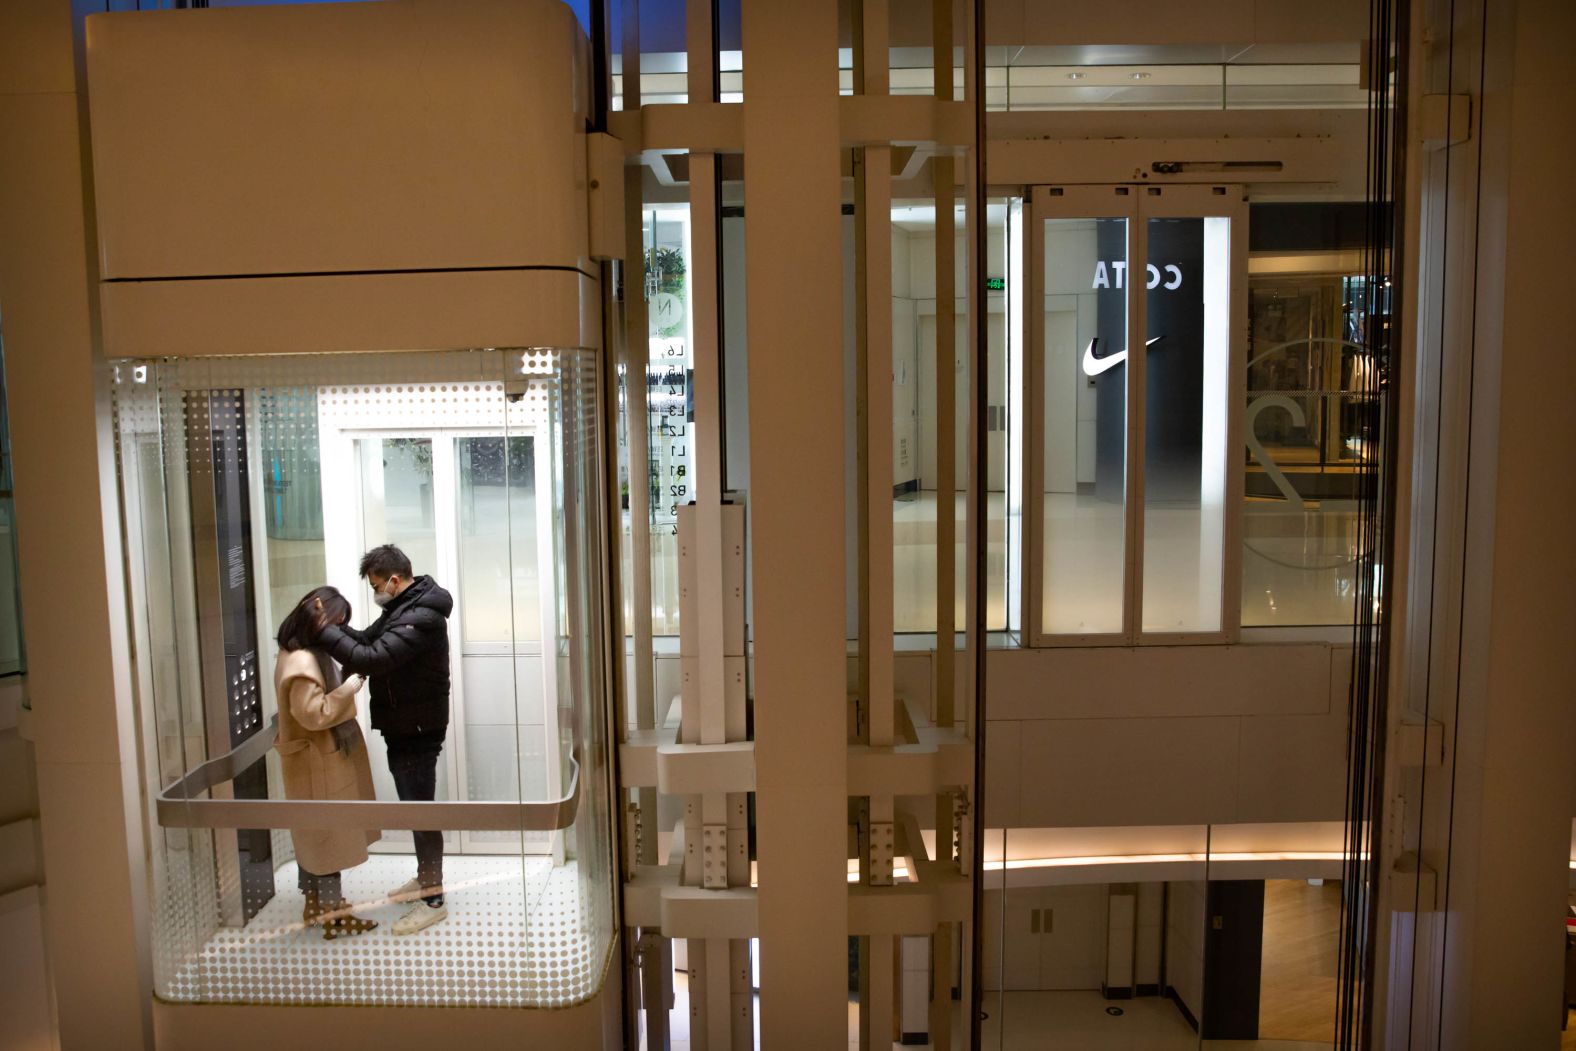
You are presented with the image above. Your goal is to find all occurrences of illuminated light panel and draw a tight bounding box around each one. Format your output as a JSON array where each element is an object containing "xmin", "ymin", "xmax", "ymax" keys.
[{"xmin": 984, "ymin": 850, "xmax": 1357, "ymax": 872}]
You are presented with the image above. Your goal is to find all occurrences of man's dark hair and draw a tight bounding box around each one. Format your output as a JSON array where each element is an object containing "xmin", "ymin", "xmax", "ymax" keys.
[
  {"xmin": 359, "ymin": 544, "xmax": 413, "ymax": 580},
  {"xmin": 277, "ymin": 586, "xmax": 350, "ymax": 651}
]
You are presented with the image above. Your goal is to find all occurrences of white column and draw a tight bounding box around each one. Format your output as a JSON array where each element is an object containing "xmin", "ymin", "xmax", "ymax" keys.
[
  {"xmin": 931, "ymin": 0, "xmax": 957, "ymax": 731},
  {"xmin": 743, "ymin": 0, "xmax": 848, "ymax": 1044},
  {"xmin": 0, "ymin": 2, "xmax": 153, "ymax": 1046},
  {"xmin": 1433, "ymin": 0, "xmax": 1576, "ymax": 1044}
]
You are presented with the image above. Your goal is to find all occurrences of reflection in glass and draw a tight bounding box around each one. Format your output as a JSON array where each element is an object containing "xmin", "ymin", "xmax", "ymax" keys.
[
  {"xmin": 358, "ymin": 437, "xmax": 438, "ymax": 588},
  {"xmin": 1041, "ymin": 217, "xmax": 1127, "ymax": 636},
  {"xmin": 985, "ymin": 825, "xmax": 1210, "ymax": 1045},
  {"xmin": 1242, "ymin": 273, "xmax": 1368, "ymax": 626},
  {"xmin": 354, "ymin": 436, "xmax": 452, "ymax": 841},
  {"xmin": 1141, "ymin": 216, "xmax": 1228, "ymax": 634},
  {"xmin": 457, "ymin": 436, "xmax": 548, "ymax": 849},
  {"xmin": 458, "ymin": 436, "xmax": 540, "ymax": 643},
  {"xmin": 257, "ymin": 387, "xmax": 326, "ymax": 641}
]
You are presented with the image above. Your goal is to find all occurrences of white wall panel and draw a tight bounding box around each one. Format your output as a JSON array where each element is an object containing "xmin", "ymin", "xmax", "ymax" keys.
[
  {"xmin": 1015, "ymin": 716, "xmax": 1239, "ymax": 828},
  {"xmin": 987, "ymin": 643, "xmax": 1333, "ymax": 721},
  {"xmin": 981, "ymin": 883, "xmax": 1113, "ymax": 993},
  {"xmin": 1234, "ymin": 712, "xmax": 1348, "ymax": 823},
  {"xmin": 86, "ymin": 0, "xmax": 591, "ymax": 280},
  {"xmin": 983, "ymin": 719, "xmax": 1022, "ymax": 828},
  {"xmin": 1040, "ymin": 884, "xmax": 1107, "ymax": 990},
  {"xmin": 1165, "ymin": 881, "xmax": 1205, "ymax": 1020},
  {"xmin": 97, "ymin": 269, "xmax": 595, "ymax": 359},
  {"xmin": 0, "ymin": 891, "xmax": 54, "ymax": 1051},
  {"xmin": 1135, "ymin": 882, "xmax": 1164, "ymax": 987}
]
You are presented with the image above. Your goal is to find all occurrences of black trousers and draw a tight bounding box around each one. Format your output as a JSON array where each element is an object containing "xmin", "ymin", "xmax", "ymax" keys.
[{"xmin": 385, "ymin": 729, "xmax": 446, "ymax": 903}]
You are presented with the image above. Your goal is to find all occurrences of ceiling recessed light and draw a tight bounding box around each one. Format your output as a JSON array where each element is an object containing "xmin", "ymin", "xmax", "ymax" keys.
[
  {"xmin": 1066, "ymin": 71, "xmax": 1085, "ymax": 80},
  {"xmin": 1130, "ymin": 71, "xmax": 1152, "ymax": 80}
]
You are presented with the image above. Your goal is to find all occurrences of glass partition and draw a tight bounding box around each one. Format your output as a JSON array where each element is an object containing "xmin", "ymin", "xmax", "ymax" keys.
[
  {"xmin": 984, "ymin": 822, "xmax": 1345, "ymax": 1046},
  {"xmin": 888, "ymin": 194, "xmax": 1010, "ymax": 635},
  {"xmin": 0, "ymin": 333, "xmax": 22, "ymax": 677},
  {"xmin": 113, "ymin": 349, "xmax": 614, "ymax": 1008},
  {"xmin": 641, "ymin": 202, "xmax": 691, "ymax": 638},
  {"xmin": 1242, "ymin": 271, "xmax": 1371, "ymax": 626},
  {"xmin": 977, "ymin": 46, "xmax": 1364, "ymax": 113},
  {"xmin": 1039, "ymin": 215, "xmax": 1129, "ymax": 638},
  {"xmin": 1140, "ymin": 216, "xmax": 1230, "ymax": 635}
]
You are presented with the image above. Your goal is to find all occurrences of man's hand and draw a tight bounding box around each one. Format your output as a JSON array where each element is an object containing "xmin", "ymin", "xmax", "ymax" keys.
[{"xmin": 311, "ymin": 603, "xmax": 350, "ymax": 638}]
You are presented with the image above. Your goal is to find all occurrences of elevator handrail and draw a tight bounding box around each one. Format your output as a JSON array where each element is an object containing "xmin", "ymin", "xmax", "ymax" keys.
[{"xmin": 156, "ymin": 714, "xmax": 581, "ymax": 832}]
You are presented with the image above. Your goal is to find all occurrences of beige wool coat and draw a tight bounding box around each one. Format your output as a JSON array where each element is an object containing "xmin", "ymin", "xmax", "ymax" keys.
[{"xmin": 273, "ymin": 647, "xmax": 380, "ymax": 876}]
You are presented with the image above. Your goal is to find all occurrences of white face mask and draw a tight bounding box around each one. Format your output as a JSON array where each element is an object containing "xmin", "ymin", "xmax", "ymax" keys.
[{"xmin": 372, "ymin": 579, "xmax": 398, "ymax": 608}]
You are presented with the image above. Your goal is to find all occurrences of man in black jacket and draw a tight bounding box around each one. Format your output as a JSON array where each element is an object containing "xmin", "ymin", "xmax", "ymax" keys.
[{"xmin": 317, "ymin": 544, "xmax": 453, "ymax": 935}]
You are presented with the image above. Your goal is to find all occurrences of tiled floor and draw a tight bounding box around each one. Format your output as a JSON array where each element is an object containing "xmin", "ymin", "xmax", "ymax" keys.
[
  {"xmin": 980, "ymin": 991, "xmax": 1331, "ymax": 1049},
  {"xmin": 981, "ymin": 991, "xmax": 1196, "ymax": 1048},
  {"xmin": 159, "ymin": 854, "xmax": 603, "ymax": 1008}
]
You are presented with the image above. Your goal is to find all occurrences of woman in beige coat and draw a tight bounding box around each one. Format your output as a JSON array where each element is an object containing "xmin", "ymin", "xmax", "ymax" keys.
[{"xmin": 273, "ymin": 586, "xmax": 381, "ymax": 940}]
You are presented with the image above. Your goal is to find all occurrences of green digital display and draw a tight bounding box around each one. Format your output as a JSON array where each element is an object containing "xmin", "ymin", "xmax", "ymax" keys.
[{"xmin": 985, "ymin": 277, "xmax": 1005, "ymax": 291}]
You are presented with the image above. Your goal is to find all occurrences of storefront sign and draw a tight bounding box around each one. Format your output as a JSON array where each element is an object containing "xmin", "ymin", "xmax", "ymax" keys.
[
  {"xmin": 1092, "ymin": 261, "xmax": 1184, "ymax": 290},
  {"xmin": 1081, "ymin": 336, "xmax": 1163, "ymax": 377}
]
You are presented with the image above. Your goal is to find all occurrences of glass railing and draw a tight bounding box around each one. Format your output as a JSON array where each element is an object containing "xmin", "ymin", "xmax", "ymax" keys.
[{"xmin": 613, "ymin": 52, "xmax": 1363, "ymax": 112}]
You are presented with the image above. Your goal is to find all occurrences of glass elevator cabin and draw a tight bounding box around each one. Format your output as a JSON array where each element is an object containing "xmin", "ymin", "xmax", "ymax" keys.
[
  {"xmin": 114, "ymin": 351, "xmax": 614, "ymax": 1007},
  {"xmin": 85, "ymin": 0, "xmax": 621, "ymax": 1024}
]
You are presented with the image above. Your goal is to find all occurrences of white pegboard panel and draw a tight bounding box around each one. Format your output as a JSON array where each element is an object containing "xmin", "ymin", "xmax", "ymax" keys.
[
  {"xmin": 155, "ymin": 854, "xmax": 609, "ymax": 1008},
  {"xmin": 164, "ymin": 349, "xmax": 514, "ymax": 391},
  {"xmin": 868, "ymin": 822, "xmax": 895, "ymax": 886},
  {"xmin": 701, "ymin": 824, "xmax": 728, "ymax": 890}
]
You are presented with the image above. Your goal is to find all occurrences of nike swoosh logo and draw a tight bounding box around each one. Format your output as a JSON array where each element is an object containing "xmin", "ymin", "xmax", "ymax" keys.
[{"xmin": 1081, "ymin": 336, "xmax": 1164, "ymax": 377}]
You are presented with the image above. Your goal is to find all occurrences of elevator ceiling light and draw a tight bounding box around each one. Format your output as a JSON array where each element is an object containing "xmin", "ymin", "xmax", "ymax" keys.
[
  {"xmin": 1066, "ymin": 71, "xmax": 1085, "ymax": 80},
  {"xmin": 1130, "ymin": 71, "xmax": 1152, "ymax": 80}
]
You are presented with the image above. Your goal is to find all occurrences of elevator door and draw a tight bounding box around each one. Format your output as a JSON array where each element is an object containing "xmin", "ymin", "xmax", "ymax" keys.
[{"xmin": 321, "ymin": 427, "xmax": 561, "ymax": 857}]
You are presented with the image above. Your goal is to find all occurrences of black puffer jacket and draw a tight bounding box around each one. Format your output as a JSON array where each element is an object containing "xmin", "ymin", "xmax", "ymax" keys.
[{"xmin": 317, "ymin": 575, "xmax": 454, "ymax": 737}]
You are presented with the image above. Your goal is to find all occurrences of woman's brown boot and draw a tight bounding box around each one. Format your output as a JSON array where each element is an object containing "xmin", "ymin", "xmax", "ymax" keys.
[
  {"xmin": 321, "ymin": 914, "xmax": 378, "ymax": 940},
  {"xmin": 301, "ymin": 888, "xmax": 322, "ymax": 927}
]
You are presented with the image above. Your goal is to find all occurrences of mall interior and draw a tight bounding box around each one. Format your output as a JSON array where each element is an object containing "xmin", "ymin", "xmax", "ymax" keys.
[{"xmin": 0, "ymin": 0, "xmax": 1571, "ymax": 1047}]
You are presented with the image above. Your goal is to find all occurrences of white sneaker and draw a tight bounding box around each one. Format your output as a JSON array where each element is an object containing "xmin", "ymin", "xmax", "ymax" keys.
[
  {"xmin": 387, "ymin": 877, "xmax": 423, "ymax": 903},
  {"xmin": 392, "ymin": 901, "xmax": 448, "ymax": 936}
]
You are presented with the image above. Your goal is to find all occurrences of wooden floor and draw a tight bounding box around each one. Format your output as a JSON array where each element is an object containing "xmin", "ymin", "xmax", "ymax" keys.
[{"xmin": 1259, "ymin": 878, "xmax": 1342, "ymax": 1042}]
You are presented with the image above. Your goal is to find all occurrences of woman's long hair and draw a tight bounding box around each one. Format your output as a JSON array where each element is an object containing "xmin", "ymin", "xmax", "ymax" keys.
[{"xmin": 276, "ymin": 586, "xmax": 350, "ymax": 652}]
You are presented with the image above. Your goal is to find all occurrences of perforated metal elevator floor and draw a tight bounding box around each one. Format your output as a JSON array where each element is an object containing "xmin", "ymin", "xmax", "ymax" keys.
[{"xmin": 159, "ymin": 855, "xmax": 601, "ymax": 1008}]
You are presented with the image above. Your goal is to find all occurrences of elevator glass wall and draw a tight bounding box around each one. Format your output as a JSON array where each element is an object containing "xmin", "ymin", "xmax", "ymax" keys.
[{"xmin": 112, "ymin": 349, "xmax": 614, "ymax": 1008}]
